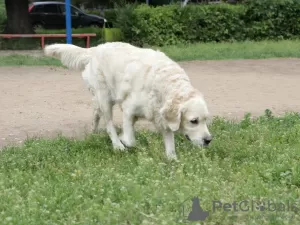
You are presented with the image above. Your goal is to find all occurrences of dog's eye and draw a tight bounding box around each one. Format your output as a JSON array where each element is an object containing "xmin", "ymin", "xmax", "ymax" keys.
[{"xmin": 190, "ymin": 119, "xmax": 199, "ymax": 124}]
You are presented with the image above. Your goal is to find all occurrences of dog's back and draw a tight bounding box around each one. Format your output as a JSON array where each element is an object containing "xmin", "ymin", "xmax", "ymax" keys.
[
  {"xmin": 89, "ymin": 42, "xmax": 186, "ymax": 102},
  {"xmin": 44, "ymin": 41, "xmax": 189, "ymax": 103}
]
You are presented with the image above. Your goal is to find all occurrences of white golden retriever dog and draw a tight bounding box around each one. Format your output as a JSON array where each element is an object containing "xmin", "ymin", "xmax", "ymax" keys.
[{"xmin": 44, "ymin": 42, "xmax": 212, "ymax": 160}]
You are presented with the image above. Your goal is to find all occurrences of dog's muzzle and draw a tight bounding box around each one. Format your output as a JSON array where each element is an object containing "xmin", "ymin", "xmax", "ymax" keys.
[{"xmin": 185, "ymin": 135, "xmax": 213, "ymax": 147}]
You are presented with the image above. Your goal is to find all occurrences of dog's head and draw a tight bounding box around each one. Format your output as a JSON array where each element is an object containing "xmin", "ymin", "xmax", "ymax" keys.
[{"xmin": 160, "ymin": 93, "xmax": 212, "ymax": 147}]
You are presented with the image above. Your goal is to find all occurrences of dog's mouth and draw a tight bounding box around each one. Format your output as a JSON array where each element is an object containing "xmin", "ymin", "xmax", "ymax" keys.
[
  {"xmin": 185, "ymin": 135, "xmax": 210, "ymax": 147},
  {"xmin": 185, "ymin": 135, "xmax": 191, "ymax": 141}
]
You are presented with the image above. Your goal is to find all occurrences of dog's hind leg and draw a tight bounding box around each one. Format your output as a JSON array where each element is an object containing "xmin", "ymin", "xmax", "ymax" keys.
[
  {"xmin": 105, "ymin": 109, "xmax": 126, "ymax": 151},
  {"xmin": 90, "ymin": 96, "xmax": 102, "ymax": 133},
  {"xmin": 91, "ymin": 107, "xmax": 101, "ymax": 133}
]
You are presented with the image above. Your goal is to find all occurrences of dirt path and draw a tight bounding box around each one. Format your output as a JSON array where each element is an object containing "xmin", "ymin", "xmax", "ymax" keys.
[{"xmin": 1, "ymin": 58, "xmax": 300, "ymax": 148}]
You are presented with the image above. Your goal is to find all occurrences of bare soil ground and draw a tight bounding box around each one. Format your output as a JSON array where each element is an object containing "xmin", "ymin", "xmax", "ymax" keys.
[{"xmin": 1, "ymin": 58, "xmax": 300, "ymax": 148}]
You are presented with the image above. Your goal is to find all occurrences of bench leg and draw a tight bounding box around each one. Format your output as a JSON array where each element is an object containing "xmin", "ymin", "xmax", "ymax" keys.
[
  {"xmin": 86, "ymin": 36, "xmax": 90, "ymax": 48},
  {"xmin": 41, "ymin": 36, "xmax": 45, "ymax": 49}
]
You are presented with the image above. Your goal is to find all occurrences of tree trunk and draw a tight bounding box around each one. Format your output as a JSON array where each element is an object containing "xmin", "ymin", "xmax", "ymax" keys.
[{"xmin": 4, "ymin": 0, "xmax": 33, "ymax": 34}]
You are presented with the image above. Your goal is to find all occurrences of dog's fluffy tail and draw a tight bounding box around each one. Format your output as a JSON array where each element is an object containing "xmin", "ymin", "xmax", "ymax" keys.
[{"xmin": 44, "ymin": 44, "xmax": 93, "ymax": 71}]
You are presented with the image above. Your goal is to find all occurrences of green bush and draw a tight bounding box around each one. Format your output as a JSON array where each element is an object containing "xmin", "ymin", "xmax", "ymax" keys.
[
  {"xmin": 0, "ymin": 0, "xmax": 6, "ymax": 32},
  {"xmin": 113, "ymin": 0, "xmax": 300, "ymax": 46},
  {"xmin": 118, "ymin": 3, "xmax": 246, "ymax": 46},
  {"xmin": 243, "ymin": 0, "xmax": 300, "ymax": 41},
  {"xmin": 113, "ymin": 3, "xmax": 140, "ymax": 45},
  {"xmin": 179, "ymin": 4, "xmax": 246, "ymax": 43},
  {"xmin": 132, "ymin": 4, "xmax": 184, "ymax": 46},
  {"xmin": 104, "ymin": 9, "xmax": 117, "ymax": 27}
]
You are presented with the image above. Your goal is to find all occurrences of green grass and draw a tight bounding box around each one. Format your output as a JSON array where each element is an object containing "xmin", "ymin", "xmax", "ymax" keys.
[
  {"xmin": 159, "ymin": 39, "xmax": 300, "ymax": 61},
  {"xmin": 1, "ymin": 40, "xmax": 300, "ymax": 66},
  {"xmin": 1, "ymin": 110, "xmax": 300, "ymax": 224},
  {"xmin": 0, "ymin": 55, "xmax": 61, "ymax": 67}
]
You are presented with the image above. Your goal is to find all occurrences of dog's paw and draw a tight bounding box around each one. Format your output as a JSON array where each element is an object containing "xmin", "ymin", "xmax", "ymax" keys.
[
  {"xmin": 166, "ymin": 153, "xmax": 179, "ymax": 162},
  {"xmin": 119, "ymin": 134, "xmax": 136, "ymax": 148},
  {"xmin": 113, "ymin": 141, "xmax": 126, "ymax": 151},
  {"xmin": 90, "ymin": 126, "xmax": 99, "ymax": 134}
]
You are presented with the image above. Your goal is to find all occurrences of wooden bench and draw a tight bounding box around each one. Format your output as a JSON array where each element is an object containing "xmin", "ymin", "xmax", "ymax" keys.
[{"xmin": 0, "ymin": 33, "xmax": 97, "ymax": 48}]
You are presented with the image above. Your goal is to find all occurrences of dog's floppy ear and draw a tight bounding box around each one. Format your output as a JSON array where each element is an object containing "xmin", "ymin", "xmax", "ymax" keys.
[{"xmin": 160, "ymin": 99, "xmax": 183, "ymax": 131}]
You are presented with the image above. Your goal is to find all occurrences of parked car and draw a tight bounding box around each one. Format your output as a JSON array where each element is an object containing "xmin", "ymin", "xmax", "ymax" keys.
[{"xmin": 28, "ymin": 1, "xmax": 107, "ymax": 30}]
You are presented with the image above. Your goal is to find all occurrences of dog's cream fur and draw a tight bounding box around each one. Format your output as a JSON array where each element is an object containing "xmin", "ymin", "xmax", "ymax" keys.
[{"xmin": 44, "ymin": 42, "xmax": 212, "ymax": 160}]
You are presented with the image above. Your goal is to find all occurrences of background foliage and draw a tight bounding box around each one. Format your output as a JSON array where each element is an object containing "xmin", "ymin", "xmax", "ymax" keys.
[
  {"xmin": 104, "ymin": 0, "xmax": 300, "ymax": 46},
  {"xmin": 1, "ymin": 0, "xmax": 300, "ymax": 48},
  {"xmin": 0, "ymin": 0, "xmax": 5, "ymax": 32}
]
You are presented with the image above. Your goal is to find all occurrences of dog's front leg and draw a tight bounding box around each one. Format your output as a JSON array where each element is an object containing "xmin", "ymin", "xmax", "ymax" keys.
[
  {"xmin": 162, "ymin": 130, "xmax": 178, "ymax": 160},
  {"xmin": 119, "ymin": 112, "xmax": 137, "ymax": 147},
  {"xmin": 106, "ymin": 120, "xmax": 125, "ymax": 151}
]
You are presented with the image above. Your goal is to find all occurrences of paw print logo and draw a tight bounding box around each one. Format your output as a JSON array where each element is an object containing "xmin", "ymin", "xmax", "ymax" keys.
[
  {"xmin": 178, "ymin": 196, "xmax": 209, "ymax": 223},
  {"xmin": 254, "ymin": 201, "xmax": 265, "ymax": 211}
]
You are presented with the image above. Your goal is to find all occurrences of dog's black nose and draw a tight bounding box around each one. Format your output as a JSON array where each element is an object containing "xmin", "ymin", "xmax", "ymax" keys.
[{"xmin": 203, "ymin": 136, "xmax": 212, "ymax": 146}]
